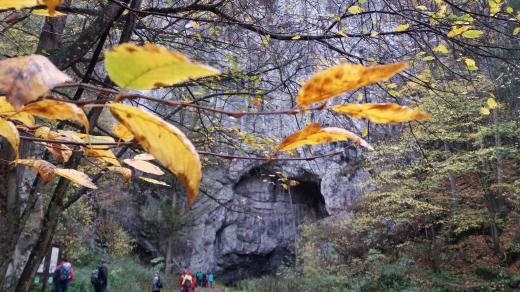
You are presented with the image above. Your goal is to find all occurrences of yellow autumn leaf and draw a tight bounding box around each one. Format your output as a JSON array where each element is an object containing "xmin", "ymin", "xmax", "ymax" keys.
[
  {"xmin": 296, "ymin": 63, "xmax": 408, "ymax": 107},
  {"xmin": 105, "ymin": 43, "xmax": 220, "ymax": 89},
  {"xmin": 291, "ymin": 35, "xmax": 301, "ymax": 40},
  {"xmin": 73, "ymin": 133, "xmax": 116, "ymax": 150},
  {"xmin": 0, "ymin": 0, "xmax": 39, "ymax": 10},
  {"xmin": 112, "ymin": 122, "xmax": 134, "ymax": 141},
  {"xmin": 432, "ymin": 44, "xmax": 449, "ymax": 54},
  {"xmin": 277, "ymin": 123, "xmax": 373, "ymax": 151},
  {"xmin": 357, "ymin": 92, "xmax": 364, "ymax": 101},
  {"xmin": 330, "ymin": 103, "xmax": 431, "ymax": 124},
  {"xmin": 0, "ymin": 55, "xmax": 71, "ymax": 108},
  {"xmin": 513, "ymin": 27, "xmax": 520, "ymax": 36},
  {"xmin": 447, "ymin": 26, "xmax": 470, "ymax": 38},
  {"xmin": 0, "ymin": 96, "xmax": 35, "ymax": 126},
  {"xmin": 84, "ymin": 148, "xmax": 120, "ymax": 166},
  {"xmin": 348, "ymin": 5, "xmax": 363, "ymax": 14},
  {"xmin": 362, "ymin": 127, "xmax": 368, "ymax": 138},
  {"xmin": 462, "ymin": 30, "xmax": 484, "ymax": 38},
  {"xmin": 108, "ymin": 103, "xmax": 201, "ymax": 208},
  {"xmin": 487, "ymin": 98, "xmax": 498, "ymax": 109},
  {"xmin": 15, "ymin": 159, "xmax": 56, "ymax": 183},
  {"xmin": 480, "ymin": 107, "xmax": 491, "ymax": 115},
  {"xmin": 134, "ymin": 153, "xmax": 155, "ymax": 161},
  {"xmin": 23, "ymin": 99, "xmax": 89, "ymax": 130},
  {"xmin": 396, "ymin": 23, "xmax": 410, "ymax": 32},
  {"xmin": 0, "ymin": 118, "xmax": 19, "ymax": 158},
  {"xmin": 464, "ymin": 58, "xmax": 478, "ymax": 71},
  {"xmin": 32, "ymin": 8, "xmax": 66, "ymax": 16},
  {"xmin": 123, "ymin": 158, "xmax": 164, "ymax": 175},
  {"xmin": 139, "ymin": 176, "xmax": 170, "ymax": 187},
  {"xmin": 416, "ymin": 5, "xmax": 428, "ymax": 10},
  {"xmin": 55, "ymin": 168, "xmax": 97, "ymax": 189},
  {"xmin": 107, "ymin": 166, "xmax": 132, "ymax": 183}
]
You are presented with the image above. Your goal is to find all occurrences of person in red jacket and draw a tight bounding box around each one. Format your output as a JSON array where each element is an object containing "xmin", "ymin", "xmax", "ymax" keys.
[{"xmin": 53, "ymin": 259, "xmax": 75, "ymax": 292}]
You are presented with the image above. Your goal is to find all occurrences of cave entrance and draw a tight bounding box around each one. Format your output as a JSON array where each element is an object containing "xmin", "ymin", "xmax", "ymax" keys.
[{"xmin": 216, "ymin": 175, "xmax": 328, "ymax": 284}]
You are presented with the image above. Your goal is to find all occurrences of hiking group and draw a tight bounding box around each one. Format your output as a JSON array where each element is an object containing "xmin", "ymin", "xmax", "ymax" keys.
[
  {"xmin": 180, "ymin": 270, "xmax": 214, "ymax": 292},
  {"xmin": 51, "ymin": 258, "xmax": 213, "ymax": 291}
]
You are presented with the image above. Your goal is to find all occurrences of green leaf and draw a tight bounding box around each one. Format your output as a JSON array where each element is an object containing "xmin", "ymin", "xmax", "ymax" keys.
[
  {"xmin": 462, "ymin": 30, "xmax": 484, "ymax": 39},
  {"xmin": 105, "ymin": 43, "xmax": 220, "ymax": 90}
]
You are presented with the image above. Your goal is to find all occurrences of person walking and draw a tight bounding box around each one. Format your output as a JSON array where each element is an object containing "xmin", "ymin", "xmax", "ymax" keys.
[
  {"xmin": 152, "ymin": 271, "xmax": 163, "ymax": 292},
  {"xmin": 208, "ymin": 272, "xmax": 214, "ymax": 289},
  {"xmin": 53, "ymin": 259, "xmax": 74, "ymax": 292},
  {"xmin": 93, "ymin": 260, "xmax": 108, "ymax": 292},
  {"xmin": 180, "ymin": 271, "xmax": 193, "ymax": 292}
]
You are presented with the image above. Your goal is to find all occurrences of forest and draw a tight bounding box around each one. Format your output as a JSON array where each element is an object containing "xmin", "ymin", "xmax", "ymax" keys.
[{"xmin": 1, "ymin": 0, "xmax": 520, "ymax": 291}]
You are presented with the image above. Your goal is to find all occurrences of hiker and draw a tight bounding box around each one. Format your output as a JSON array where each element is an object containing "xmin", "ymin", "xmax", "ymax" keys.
[
  {"xmin": 201, "ymin": 271, "xmax": 207, "ymax": 288},
  {"xmin": 92, "ymin": 260, "xmax": 108, "ymax": 292},
  {"xmin": 180, "ymin": 271, "xmax": 194, "ymax": 292},
  {"xmin": 196, "ymin": 271, "xmax": 203, "ymax": 287},
  {"xmin": 152, "ymin": 271, "xmax": 163, "ymax": 292},
  {"xmin": 208, "ymin": 272, "xmax": 214, "ymax": 289},
  {"xmin": 53, "ymin": 259, "xmax": 74, "ymax": 292}
]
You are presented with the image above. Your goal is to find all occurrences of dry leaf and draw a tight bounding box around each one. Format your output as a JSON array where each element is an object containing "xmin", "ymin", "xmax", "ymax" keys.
[
  {"xmin": 55, "ymin": 168, "xmax": 97, "ymax": 189},
  {"xmin": 0, "ymin": 96, "xmax": 35, "ymax": 126},
  {"xmin": 107, "ymin": 166, "xmax": 132, "ymax": 183},
  {"xmin": 109, "ymin": 103, "xmax": 201, "ymax": 208},
  {"xmin": 0, "ymin": 55, "xmax": 71, "ymax": 108},
  {"xmin": 330, "ymin": 103, "xmax": 431, "ymax": 124},
  {"xmin": 296, "ymin": 63, "xmax": 408, "ymax": 107},
  {"xmin": 15, "ymin": 159, "xmax": 56, "ymax": 182},
  {"xmin": 139, "ymin": 176, "xmax": 170, "ymax": 187},
  {"xmin": 105, "ymin": 43, "xmax": 220, "ymax": 89},
  {"xmin": 134, "ymin": 153, "xmax": 155, "ymax": 161},
  {"xmin": 123, "ymin": 158, "xmax": 164, "ymax": 175},
  {"xmin": 23, "ymin": 100, "xmax": 89, "ymax": 129},
  {"xmin": 277, "ymin": 123, "xmax": 373, "ymax": 151},
  {"xmin": 112, "ymin": 122, "xmax": 134, "ymax": 141},
  {"xmin": 0, "ymin": 118, "xmax": 20, "ymax": 158}
]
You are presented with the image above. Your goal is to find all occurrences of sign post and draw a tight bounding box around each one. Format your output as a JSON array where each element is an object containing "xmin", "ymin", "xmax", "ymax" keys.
[{"xmin": 34, "ymin": 245, "xmax": 60, "ymax": 291}]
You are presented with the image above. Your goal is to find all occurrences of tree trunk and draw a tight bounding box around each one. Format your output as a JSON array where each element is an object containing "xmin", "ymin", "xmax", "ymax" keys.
[{"xmin": 0, "ymin": 139, "xmax": 22, "ymax": 289}]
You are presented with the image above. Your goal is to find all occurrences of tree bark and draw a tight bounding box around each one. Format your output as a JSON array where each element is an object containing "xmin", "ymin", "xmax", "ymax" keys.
[{"xmin": 0, "ymin": 139, "xmax": 22, "ymax": 289}]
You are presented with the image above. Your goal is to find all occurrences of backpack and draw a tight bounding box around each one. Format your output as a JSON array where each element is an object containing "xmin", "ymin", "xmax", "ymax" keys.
[
  {"xmin": 59, "ymin": 265, "xmax": 71, "ymax": 282},
  {"xmin": 90, "ymin": 269, "xmax": 100, "ymax": 285},
  {"xmin": 183, "ymin": 275, "xmax": 192, "ymax": 288}
]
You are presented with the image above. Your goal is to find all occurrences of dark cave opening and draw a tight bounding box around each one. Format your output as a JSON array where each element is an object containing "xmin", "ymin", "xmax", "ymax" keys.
[{"xmin": 216, "ymin": 172, "xmax": 328, "ymax": 284}]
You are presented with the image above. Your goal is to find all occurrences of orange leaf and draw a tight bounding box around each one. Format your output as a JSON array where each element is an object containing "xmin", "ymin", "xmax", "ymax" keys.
[
  {"xmin": 330, "ymin": 103, "xmax": 430, "ymax": 124},
  {"xmin": 15, "ymin": 159, "xmax": 56, "ymax": 183},
  {"xmin": 42, "ymin": 0, "xmax": 63, "ymax": 16},
  {"xmin": 23, "ymin": 100, "xmax": 89, "ymax": 130},
  {"xmin": 0, "ymin": 55, "xmax": 71, "ymax": 108},
  {"xmin": 296, "ymin": 63, "xmax": 408, "ymax": 107},
  {"xmin": 277, "ymin": 123, "xmax": 373, "ymax": 151}
]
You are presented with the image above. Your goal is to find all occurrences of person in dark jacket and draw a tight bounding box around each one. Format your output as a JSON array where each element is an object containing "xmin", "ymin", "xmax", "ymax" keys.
[
  {"xmin": 152, "ymin": 271, "xmax": 162, "ymax": 292},
  {"xmin": 53, "ymin": 259, "xmax": 75, "ymax": 292},
  {"xmin": 94, "ymin": 260, "xmax": 108, "ymax": 292}
]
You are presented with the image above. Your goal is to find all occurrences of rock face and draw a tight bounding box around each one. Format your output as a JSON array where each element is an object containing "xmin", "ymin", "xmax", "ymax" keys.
[{"xmin": 163, "ymin": 149, "xmax": 368, "ymax": 284}]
